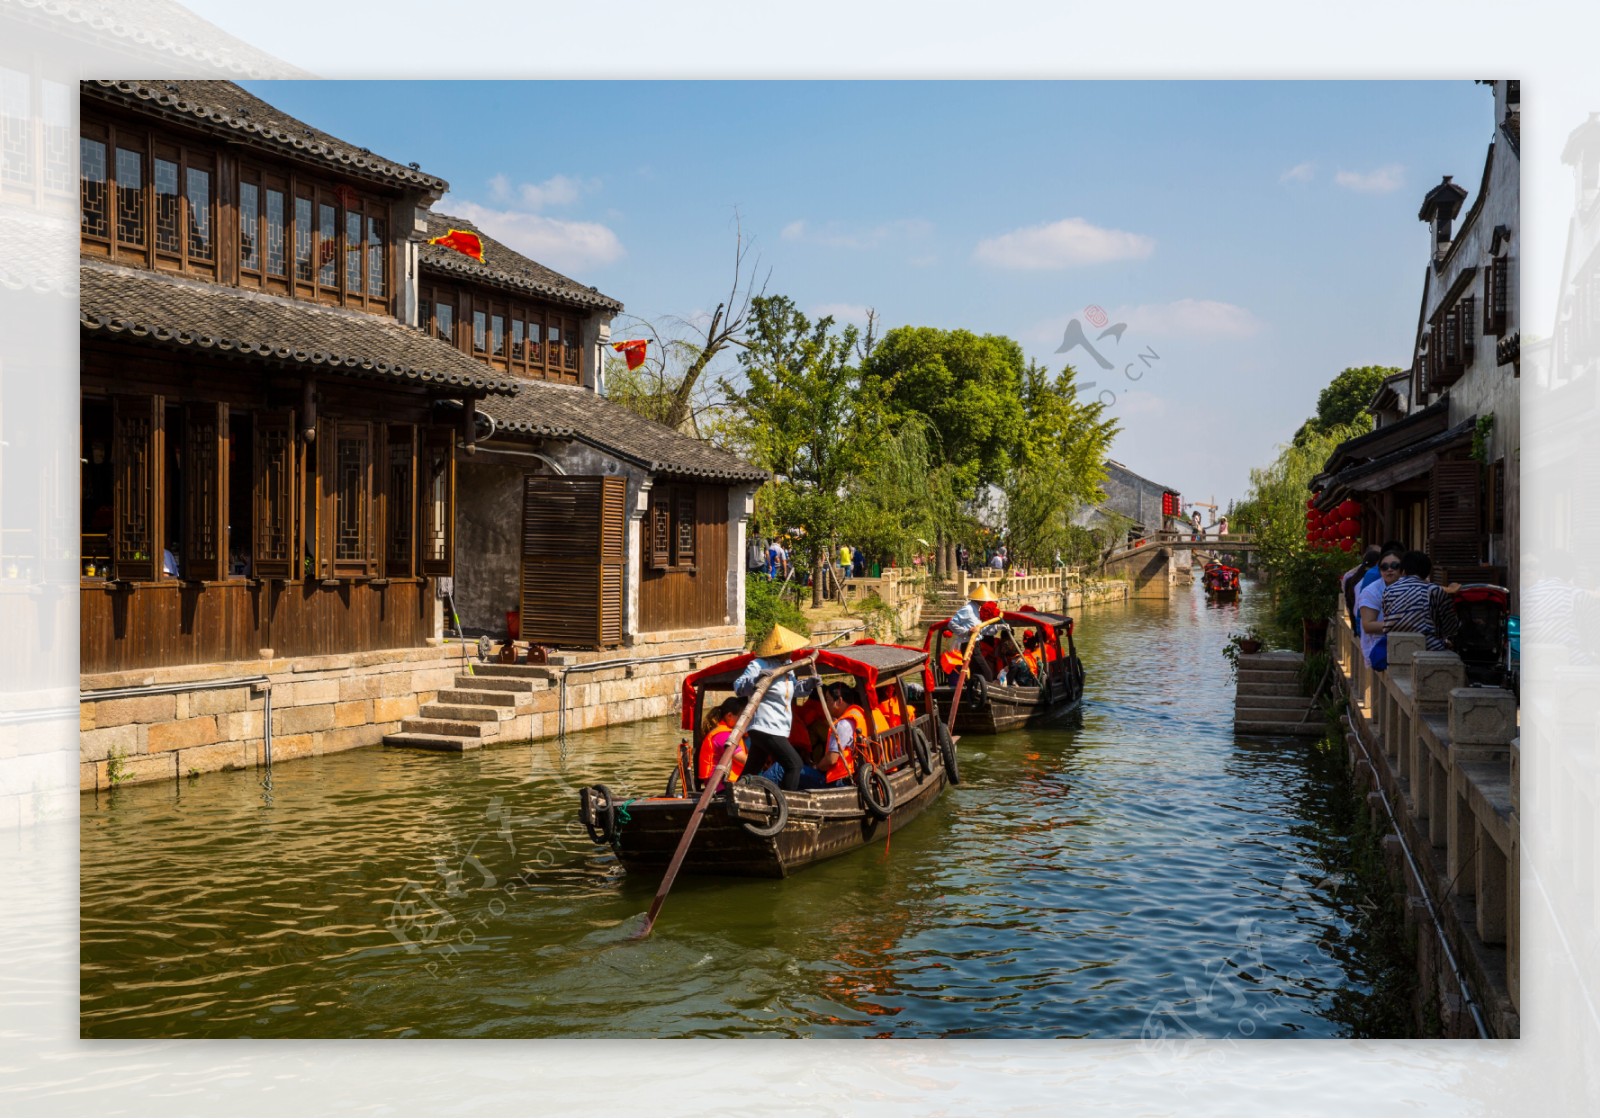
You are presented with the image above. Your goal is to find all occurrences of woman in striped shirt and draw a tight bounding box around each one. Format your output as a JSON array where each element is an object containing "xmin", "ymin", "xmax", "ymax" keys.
[{"xmin": 1380, "ymin": 551, "xmax": 1461, "ymax": 652}]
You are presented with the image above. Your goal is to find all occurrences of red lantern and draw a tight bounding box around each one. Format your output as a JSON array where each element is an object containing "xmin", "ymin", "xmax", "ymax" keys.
[
  {"xmin": 1339, "ymin": 538, "xmax": 1355, "ymax": 552},
  {"xmin": 1340, "ymin": 518, "xmax": 1357, "ymax": 536}
]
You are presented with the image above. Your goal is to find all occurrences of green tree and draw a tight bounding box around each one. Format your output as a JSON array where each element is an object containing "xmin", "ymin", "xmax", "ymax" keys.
[
  {"xmin": 1000, "ymin": 361, "xmax": 1120, "ymax": 567},
  {"xmin": 1292, "ymin": 365, "xmax": 1399, "ymax": 447},
  {"xmin": 723, "ymin": 295, "xmax": 868, "ymax": 607},
  {"xmin": 836, "ymin": 416, "xmax": 957, "ymax": 570},
  {"xmin": 859, "ymin": 326, "xmax": 1028, "ymax": 570}
]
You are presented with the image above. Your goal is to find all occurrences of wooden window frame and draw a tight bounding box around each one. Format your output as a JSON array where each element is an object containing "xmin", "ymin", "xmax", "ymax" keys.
[
  {"xmin": 647, "ymin": 483, "xmax": 699, "ymax": 572},
  {"xmin": 319, "ymin": 417, "xmax": 377, "ymax": 579},
  {"xmin": 80, "ymin": 117, "xmax": 218, "ymax": 279},
  {"xmin": 183, "ymin": 400, "xmax": 229, "ymax": 582},
  {"xmin": 385, "ymin": 424, "xmax": 417, "ymax": 577},
  {"xmin": 252, "ymin": 409, "xmax": 299, "ymax": 580},
  {"xmin": 1484, "ymin": 255, "xmax": 1510, "ymax": 337},
  {"xmin": 420, "ymin": 427, "xmax": 455, "ymax": 578},
  {"xmin": 110, "ymin": 393, "xmax": 164, "ymax": 582}
]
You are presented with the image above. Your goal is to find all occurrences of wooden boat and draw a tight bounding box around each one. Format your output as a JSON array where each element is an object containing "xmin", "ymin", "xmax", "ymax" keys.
[
  {"xmin": 577, "ymin": 641, "xmax": 955, "ymax": 879},
  {"xmin": 923, "ymin": 608, "xmax": 1086, "ymax": 735},
  {"xmin": 1203, "ymin": 562, "xmax": 1241, "ymax": 600}
]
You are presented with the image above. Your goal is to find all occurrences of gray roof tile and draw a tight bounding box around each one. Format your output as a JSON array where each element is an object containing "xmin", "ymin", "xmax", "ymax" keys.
[
  {"xmin": 84, "ymin": 79, "xmax": 447, "ymax": 193},
  {"xmin": 420, "ymin": 212, "xmax": 623, "ymax": 313},
  {"xmin": 80, "ymin": 260, "xmax": 520, "ymax": 395},
  {"xmin": 483, "ymin": 379, "xmax": 765, "ymax": 482}
]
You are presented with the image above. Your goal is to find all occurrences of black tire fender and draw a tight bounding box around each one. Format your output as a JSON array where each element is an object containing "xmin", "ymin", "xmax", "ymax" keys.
[
  {"xmin": 665, "ymin": 768, "xmax": 681, "ymax": 798},
  {"xmin": 908, "ymin": 724, "xmax": 933, "ymax": 778},
  {"xmin": 969, "ymin": 673, "xmax": 989, "ymax": 709},
  {"xmin": 734, "ymin": 774, "xmax": 789, "ymax": 838},
  {"xmin": 856, "ymin": 762, "xmax": 895, "ymax": 819},
  {"xmin": 579, "ymin": 783, "xmax": 616, "ymax": 845},
  {"xmin": 937, "ymin": 720, "xmax": 962, "ymax": 786}
]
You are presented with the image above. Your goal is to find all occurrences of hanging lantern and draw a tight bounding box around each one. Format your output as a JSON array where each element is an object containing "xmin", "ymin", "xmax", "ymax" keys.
[{"xmin": 1339, "ymin": 538, "xmax": 1355, "ymax": 552}]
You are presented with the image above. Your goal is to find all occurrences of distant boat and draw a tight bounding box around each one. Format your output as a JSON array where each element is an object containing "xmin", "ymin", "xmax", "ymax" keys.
[
  {"xmin": 922, "ymin": 608, "xmax": 1086, "ymax": 734},
  {"xmin": 1203, "ymin": 562, "xmax": 1241, "ymax": 600}
]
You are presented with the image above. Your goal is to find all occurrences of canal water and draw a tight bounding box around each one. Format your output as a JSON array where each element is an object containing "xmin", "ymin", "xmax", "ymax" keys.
[{"xmin": 81, "ymin": 578, "xmax": 1380, "ymax": 1039}]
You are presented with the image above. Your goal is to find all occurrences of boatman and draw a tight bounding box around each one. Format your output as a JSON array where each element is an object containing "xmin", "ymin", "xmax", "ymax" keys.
[
  {"xmin": 944, "ymin": 584, "xmax": 1001, "ymax": 682},
  {"xmin": 734, "ymin": 624, "xmax": 819, "ymax": 791}
]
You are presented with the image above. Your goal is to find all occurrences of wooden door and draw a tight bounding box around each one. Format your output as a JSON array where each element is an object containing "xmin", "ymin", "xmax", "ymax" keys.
[{"xmin": 519, "ymin": 475, "xmax": 626, "ymax": 648}]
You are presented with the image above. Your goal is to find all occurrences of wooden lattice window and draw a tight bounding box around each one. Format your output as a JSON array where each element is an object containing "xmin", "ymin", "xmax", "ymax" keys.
[
  {"xmin": 252, "ymin": 410, "xmax": 298, "ymax": 580},
  {"xmin": 675, "ymin": 491, "xmax": 696, "ymax": 565},
  {"xmin": 386, "ymin": 424, "xmax": 416, "ymax": 576},
  {"xmin": 327, "ymin": 420, "xmax": 374, "ymax": 577},
  {"xmin": 420, "ymin": 428, "xmax": 455, "ymax": 577},
  {"xmin": 183, "ymin": 401, "xmax": 228, "ymax": 581},
  {"xmin": 650, "ymin": 496, "xmax": 671, "ymax": 571},
  {"xmin": 80, "ymin": 118, "xmax": 217, "ymax": 277},
  {"xmin": 111, "ymin": 393, "xmax": 163, "ymax": 581},
  {"xmin": 1485, "ymin": 256, "xmax": 1509, "ymax": 336}
]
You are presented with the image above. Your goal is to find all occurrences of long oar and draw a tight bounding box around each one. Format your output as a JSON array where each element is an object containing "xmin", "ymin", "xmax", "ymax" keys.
[
  {"xmin": 636, "ymin": 653, "xmax": 818, "ymax": 938},
  {"xmin": 945, "ymin": 616, "xmax": 1005, "ymax": 735}
]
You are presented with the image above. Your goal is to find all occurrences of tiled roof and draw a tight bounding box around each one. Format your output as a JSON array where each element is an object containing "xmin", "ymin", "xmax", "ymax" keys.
[
  {"xmin": 420, "ymin": 212, "xmax": 623, "ymax": 313},
  {"xmin": 11, "ymin": 0, "xmax": 307, "ymax": 77},
  {"xmin": 80, "ymin": 260, "xmax": 521, "ymax": 395},
  {"xmin": 482, "ymin": 379, "xmax": 766, "ymax": 482},
  {"xmin": 83, "ymin": 80, "xmax": 447, "ymax": 193}
]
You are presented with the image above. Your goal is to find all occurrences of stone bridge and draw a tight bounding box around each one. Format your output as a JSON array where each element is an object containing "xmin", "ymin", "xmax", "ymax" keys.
[{"xmin": 1102, "ymin": 533, "xmax": 1257, "ymax": 599}]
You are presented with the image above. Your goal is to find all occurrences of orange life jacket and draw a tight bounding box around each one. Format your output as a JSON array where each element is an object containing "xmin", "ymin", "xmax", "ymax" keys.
[
  {"xmin": 1021, "ymin": 648, "xmax": 1042, "ymax": 676},
  {"xmin": 824, "ymin": 705, "xmax": 869, "ymax": 784},
  {"xmin": 874, "ymin": 693, "xmax": 906, "ymax": 728},
  {"xmin": 789, "ymin": 695, "xmax": 826, "ymax": 750},
  {"xmin": 697, "ymin": 719, "xmax": 745, "ymax": 783}
]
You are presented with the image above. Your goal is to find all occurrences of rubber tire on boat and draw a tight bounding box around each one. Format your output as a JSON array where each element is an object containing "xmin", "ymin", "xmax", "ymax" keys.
[
  {"xmin": 856, "ymin": 762, "xmax": 895, "ymax": 820},
  {"xmin": 665, "ymin": 768, "xmax": 680, "ymax": 798},
  {"xmin": 580, "ymin": 783, "xmax": 616, "ymax": 845},
  {"xmin": 908, "ymin": 724, "xmax": 934, "ymax": 778},
  {"xmin": 732, "ymin": 774, "xmax": 789, "ymax": 838},
  {"xmin": 936, "ymin": 721, "xmax": 962, "ymax": 786},
  {"xmin": 969, "ymin": 674, "xmax": 988, "ymax": 709}
]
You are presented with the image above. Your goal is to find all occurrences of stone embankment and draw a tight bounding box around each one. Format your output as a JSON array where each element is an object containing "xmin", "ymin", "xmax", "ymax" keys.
[{"xmin": 1233, "ymin": 651, "xmax": 1323, "ymax": 736}]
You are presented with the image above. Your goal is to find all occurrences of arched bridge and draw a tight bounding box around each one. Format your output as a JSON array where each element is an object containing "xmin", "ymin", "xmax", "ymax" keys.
[
  {"xmin": 1102, "ymin": 533, "xmax": 1257, "ymax": 599},
  {"xmin": 1108, "ymin": 532, "xmax": 1258, "ymax": 563}
]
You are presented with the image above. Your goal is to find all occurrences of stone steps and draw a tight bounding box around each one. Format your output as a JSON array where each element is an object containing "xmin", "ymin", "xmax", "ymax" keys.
[
  {"xmin": 437, "ymin": 687, "xmax": 526, "ymax": 711},
  {"xmin": 453, "ymin": 671, "xmax": 541, "ymax": 693},
  {"xmin": 1233, "ymin": 651, "xmax": 1322, "ymax": 736},
  {"xmin": 471, "ymin": 663, "xmax": 559, "ymax": 682},
  {"xmin": 420, "ymin": 702, "xmax": 510, "ymax": 723},
  {"xmin": 1233, "ymin": 717, "xmax": 1326, "ymax": 737},
  {"xmin": 384, "ymin": 732, "xmax": 482, "ymax": 752},
  {"xmin": 1237, "ymin": 669, "xmax": 1302, "ymax": 686},
  {"xmin": 398, "ymin": 717, "xmax": 491, "ymax": 739},
  {"xmin": 1233, "ymin": 693, "xmax": 1320, "ymax": 711}
]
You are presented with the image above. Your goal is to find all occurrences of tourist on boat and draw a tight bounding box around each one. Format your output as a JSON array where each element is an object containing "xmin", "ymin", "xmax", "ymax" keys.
[
  {"xmin": 789, "ymin": 692, "xmax": 828, "ymax": 757},
  {"xmin": 735, "ymin": 624, "xmax": 819, "ymax": 791},
  {"xmin": 1358, "ymin": 546, "xmax": 1405, "ymax": 670},
  {"xmin": 818, "ymin": 683, "xmax": 869, "ymax": 789},
  {"xmin": 697, "ymin": 697, "xmax": 749, "ymax": 789}
]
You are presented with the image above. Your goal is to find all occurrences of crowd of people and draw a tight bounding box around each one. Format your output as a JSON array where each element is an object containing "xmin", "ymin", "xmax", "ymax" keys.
[
  {"xmin": 696, "ymin": 625, "xmax": 922, "ymax": 793},
  {"xmin": 1342, "ymin": 541, "xmax": 1462, "ymax": 672}
]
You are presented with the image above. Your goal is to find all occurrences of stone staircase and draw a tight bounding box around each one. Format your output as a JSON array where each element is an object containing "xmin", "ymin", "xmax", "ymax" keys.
[
  {"xmin": 1233, "ymin": 651, "xmax": 1324, "ymax": 737},
  {"xmin": 383, "ymin": 661, "xmax": 557, "ymax": 752},
  {"xmin": 926, "ymin": 580, "xmax": 968, "ymax": 622}
]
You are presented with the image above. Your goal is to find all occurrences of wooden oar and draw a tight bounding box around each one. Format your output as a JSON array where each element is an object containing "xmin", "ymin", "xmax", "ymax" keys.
[
  {"xmin": 945, "ymin": 616, "xmax": 1005, "ymax": 735},
  {"xmin": 636, "ymin": 652, "xmax": 818, "ymax": 938}
]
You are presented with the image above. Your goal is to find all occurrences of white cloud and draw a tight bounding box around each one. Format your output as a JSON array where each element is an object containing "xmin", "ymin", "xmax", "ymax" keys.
[
  {"xmin": 973, "ymin": 217, "xmax": 1155, "ymax": 270},
  {"xmin": 1335, "ymin": 164, "xmax": 1405, "ymax": 194},
  {"xmin": 809, "ymin": 302, "xmax": 874, "ymax": 324},
  {"xmin": 1280, "ymin": 161, "xmax": 1315, "ymax": 184},
  {"xmin": 1107, "ymin": 298, "xmax": 1265, "ymax": 339},
  {"xmin": 487, "ymin": 172, "xmax": 590, "ymax": 209},
  {"xmin": 441, "ymin": 196, "xmax": 625, "ymax": 272},
  {"xmin": 1027, "ymin": 298, "xmax": 1264, "ymax": 348},
  {"xmin": 780, "ymin": 218, "xmax": 931, "ymax": 249}
]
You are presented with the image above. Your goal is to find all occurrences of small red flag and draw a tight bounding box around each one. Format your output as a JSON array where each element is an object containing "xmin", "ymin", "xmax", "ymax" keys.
[
  {"xmin": 612, "ymin": 339, "xmax": 648, "ymax": 370},
  {"xmin": 429, "ymin": 228, "xmax": 485, "ymax": 262}
]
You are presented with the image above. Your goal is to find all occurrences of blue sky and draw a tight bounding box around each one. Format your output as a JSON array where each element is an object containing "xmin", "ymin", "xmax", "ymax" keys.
[{"xmin": 245, "ymin": 80, "xmax": 1495, "ymax": 508}]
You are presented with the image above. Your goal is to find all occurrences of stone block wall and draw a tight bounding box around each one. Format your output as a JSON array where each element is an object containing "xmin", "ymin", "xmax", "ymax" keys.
[{"xmin": 80, "ymin": 644, "xmax": 471, "ymax": 792}]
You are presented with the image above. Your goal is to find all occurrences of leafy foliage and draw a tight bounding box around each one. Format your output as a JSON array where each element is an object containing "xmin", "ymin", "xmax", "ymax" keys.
[
  {"xmin": 743, "ymin": 574, "xmax": 810, "ymax": 646},
  {"xmin": 859, "ymin": 326, "xmax": 1027, "ymax": 501},
  {"xmin": 1293, "ymin": 365, "xmax": 1398, "ymax": 447},
  {"xmin": 1000, "ymin": 361, "xmax": 1119, "ymax": 567}
]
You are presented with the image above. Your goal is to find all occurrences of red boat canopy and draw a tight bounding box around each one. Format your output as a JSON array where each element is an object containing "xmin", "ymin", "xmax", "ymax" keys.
[
  {"xmin": 679, "ymin": 641, "xmax": 933, "ymax": 730},
  {"xmin": 921, "ymin": 609, "xmax": 1073, "ymax": 655}
]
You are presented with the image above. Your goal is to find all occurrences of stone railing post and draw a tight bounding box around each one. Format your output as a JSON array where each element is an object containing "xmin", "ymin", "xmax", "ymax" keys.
[
  {"xmin": 1382, "ymin": 632, "xmax": 1425, "ymax": 764},
  {"xmin": 1410, "ymin": 650, "xmax": 1465, "ymax": 829}
]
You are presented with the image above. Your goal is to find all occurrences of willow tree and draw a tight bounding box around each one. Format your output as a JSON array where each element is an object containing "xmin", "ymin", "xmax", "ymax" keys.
[
  {"xmin": 837, "ymin": 416, "xmax": 958, "ymax": 570},
  {"xmin": 723, "ymin": 295, "xmax": 867, "ymax": 607},
  {"xmin": 1000, "ymin": 361, "xmax": 1120, "ymax": 568}
]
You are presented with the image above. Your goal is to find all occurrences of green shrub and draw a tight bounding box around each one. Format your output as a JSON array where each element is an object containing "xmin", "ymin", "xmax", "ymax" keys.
[{"xmin": 744, "ymin": 574, "xmax": 810, "ymax": 647}]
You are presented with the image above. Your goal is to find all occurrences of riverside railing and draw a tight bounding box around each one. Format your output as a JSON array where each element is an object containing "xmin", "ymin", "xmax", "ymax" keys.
[{"xmin": 1332, "ymin": 609, "xmax": 1519, "ymax": 1034}]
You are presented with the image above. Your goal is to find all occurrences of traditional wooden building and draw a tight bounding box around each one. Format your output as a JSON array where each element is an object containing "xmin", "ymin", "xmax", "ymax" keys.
[
  {"xmin": 1315, "ymin": 80, "xmax": 1519, "ymax": 599},
  {"xmin": 78, "ymin": 79, "xmax": 512, "ymax": 673},
  {"xmin": 412, "ymin": 213, "xmax": 767, "ymax": 651}
]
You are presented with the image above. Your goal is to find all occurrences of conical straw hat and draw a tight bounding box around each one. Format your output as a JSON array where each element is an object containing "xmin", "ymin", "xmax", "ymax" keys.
[
  {"xmin": 752, "ymin": 623, "xmax": 809, "ymax": 658},
  {"xmin": 968, "ymin": 583, "xmax": 997, "ymax": 603}
]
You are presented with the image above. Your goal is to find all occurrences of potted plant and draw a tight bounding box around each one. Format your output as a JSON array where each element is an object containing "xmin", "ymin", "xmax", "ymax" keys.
[{"xmin": 1223, "ymin": 627, "xmax": 1267, "ymax": 679}]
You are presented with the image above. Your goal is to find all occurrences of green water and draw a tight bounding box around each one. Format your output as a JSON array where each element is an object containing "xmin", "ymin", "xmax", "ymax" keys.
[{"xmin": 81, "ymin": 580, "xmax": 1378, "ymax": 1038}]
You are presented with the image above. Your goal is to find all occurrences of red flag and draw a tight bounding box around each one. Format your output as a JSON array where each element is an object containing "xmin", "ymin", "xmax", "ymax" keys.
[
  {"xmin": 612, "ymin": 339, "xmax": 648, "ymax": 370},
  {"xmin": 429, "ymin": 228, "xmax": 485, "ymax": 262}
]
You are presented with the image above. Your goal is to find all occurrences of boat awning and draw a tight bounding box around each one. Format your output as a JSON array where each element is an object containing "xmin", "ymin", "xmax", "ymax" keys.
[
  {"xmin": 1316, "ymin": 415, "xmax": 1476, "ymax": 508},
  {"xmin": 680, "ymin": 641, "xmax": 931, "ymax": 730}
]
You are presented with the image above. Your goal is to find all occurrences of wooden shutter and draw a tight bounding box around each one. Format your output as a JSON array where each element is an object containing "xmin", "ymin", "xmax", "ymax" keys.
[
  {"xmin": 252, "ymin": 409, "xmax": 298, "ymax": 579},
  {"xmin": 111, "ymin": 393, "xmax": 163, "ymax": 581},
  {"xmin": 184, "ymin": 400, "xmax": 227, "ymax": 581},
  {"xmin": 520, "ymin": 475, "xmax": 627, "ymax": 648},
  {"xmin": 1428, "ymin": 460, "xmax": 1482, "ymax": 571},
  {"xmin": 1488, "ymin": 257, "xmax": 1509, "ymax": 335},
  {"xmin": 420, "ymin": 427, "xmax": 455, "ymax": 577}
]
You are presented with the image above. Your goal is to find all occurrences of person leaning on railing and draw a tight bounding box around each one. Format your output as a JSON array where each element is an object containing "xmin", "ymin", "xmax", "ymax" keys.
[{"xmin": 1380, "ymin": 550, "xmax": 1461, "ymax": 653}]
